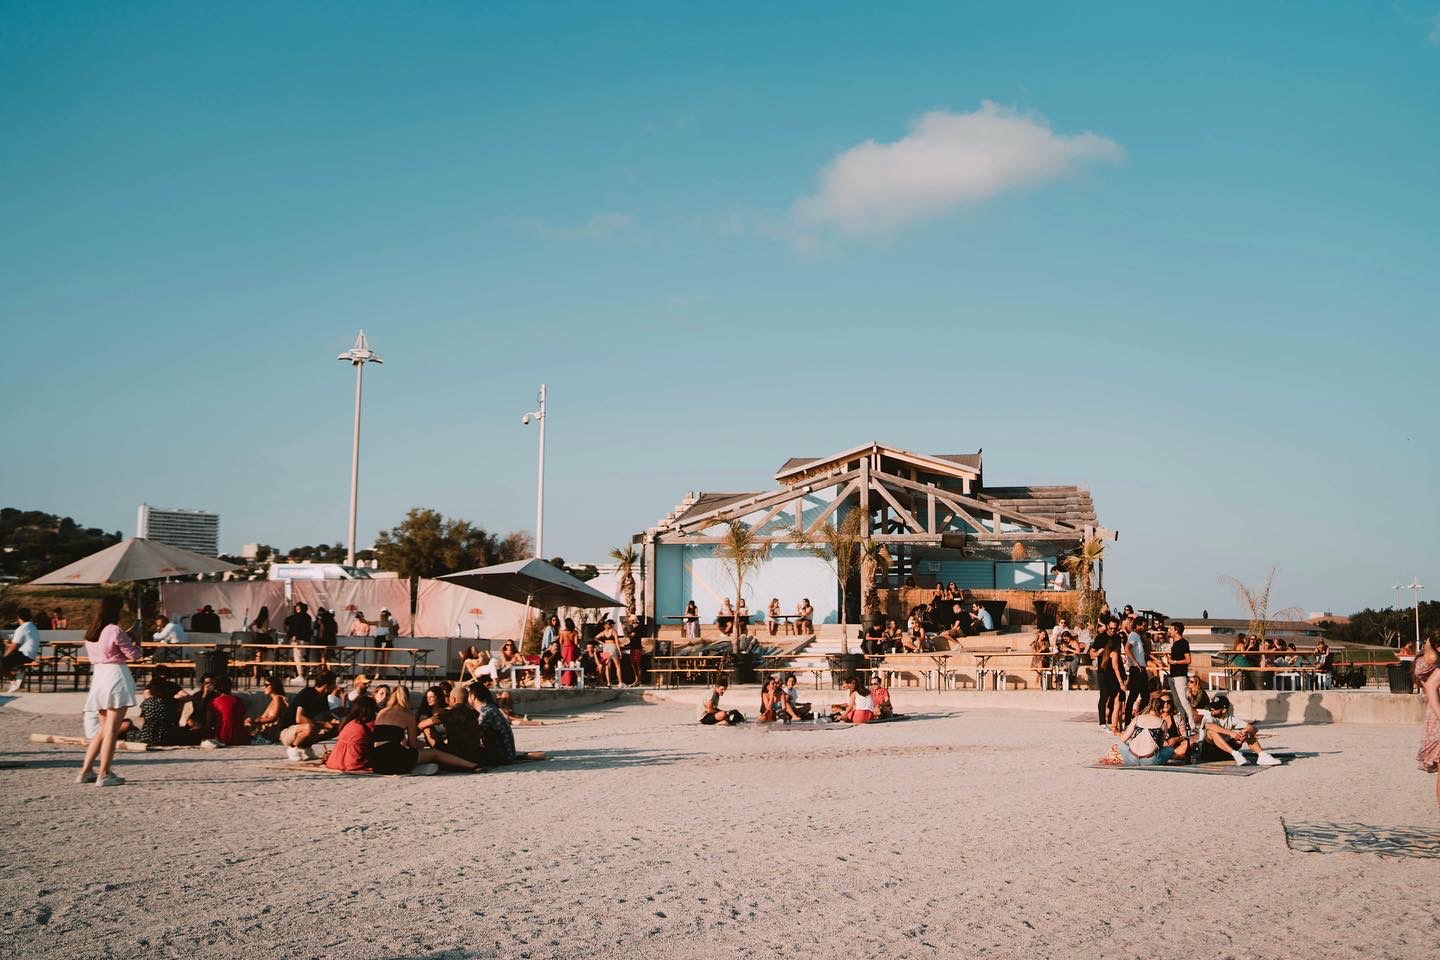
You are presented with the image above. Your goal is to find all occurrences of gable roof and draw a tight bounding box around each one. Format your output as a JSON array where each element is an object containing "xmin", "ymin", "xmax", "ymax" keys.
[{"xmin": 775, "ymin": 442, "xmax": 982, "ymax": 483}]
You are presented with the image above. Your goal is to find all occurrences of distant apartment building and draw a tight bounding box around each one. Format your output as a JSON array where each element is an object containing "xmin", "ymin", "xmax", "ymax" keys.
[{"xmin": 137, "ymin": 504, "xmax": 220, "ymax": 556}]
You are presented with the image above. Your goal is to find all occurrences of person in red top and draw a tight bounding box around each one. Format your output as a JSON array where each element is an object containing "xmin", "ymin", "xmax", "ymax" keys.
[
  {"xmin": 324, "ymin": 696, "xmax": 376, "ymax": 772},
  {"xmin": 207, "ymin": 677, "xmax": 249, "ymax": 746}
]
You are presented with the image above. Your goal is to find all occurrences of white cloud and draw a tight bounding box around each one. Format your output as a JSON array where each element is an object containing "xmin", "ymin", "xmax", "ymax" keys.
[
  {"xmin": 792, "ymin": 102, "xmax": 1124, "ymax": 236},
  {"xmin": 1429, "ymin": 13, "xmax": 1440, "ymax": 45},
  {"xmin": 524, "ymin": 212, "xmax": 634, "ymax": 240}
]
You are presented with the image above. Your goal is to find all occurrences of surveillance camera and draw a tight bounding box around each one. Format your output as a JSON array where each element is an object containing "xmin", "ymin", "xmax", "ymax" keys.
[{"xmin": 521, "ymin": 414, "xmax": 531, "ymax": 425}]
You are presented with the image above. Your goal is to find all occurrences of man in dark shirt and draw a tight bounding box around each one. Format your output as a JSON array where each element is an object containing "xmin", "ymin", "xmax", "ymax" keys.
[
  {"xmin": 279, "ymin": 671, "xmax": 336, "ymax": 760},
  {"xmin": 1166, "ymin": 621, "xmax": 1194, "ymax": 734},
  {"xmin": 191, "ymin": 605, "xmax": 222, "ymax": 633},
  {"xmin": 284, "ymin": 602, "xmax": 314, "ymax": 679}
]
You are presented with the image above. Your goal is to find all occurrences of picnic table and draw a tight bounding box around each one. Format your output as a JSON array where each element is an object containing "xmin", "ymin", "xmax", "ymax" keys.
[
  {"xmin": 864, "ymin": 653, "xmax": 957, "ymax": 691},
  {"xmin": 649, "ymin": 654, "xmax": 725, "ymax": 688},
  {"xmin": 969, "ymin": 650, "xmax": 1045, "ymax": 691},
  {"xmin": 757, "ymin": 656, "xmax": 829, "ymax": 689}
]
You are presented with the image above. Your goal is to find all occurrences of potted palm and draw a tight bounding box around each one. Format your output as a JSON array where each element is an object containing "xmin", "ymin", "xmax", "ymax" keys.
[
  {"xmin": 859, "ymin": 538, "xmax": 891, "ymax": 635},
  {"xmin": 795, "ymin": 510, "xmax": 866, "ymax": 677},
  {"xmin": 715, "ymin": 520, "xmax": 770, "ymax": 684}
]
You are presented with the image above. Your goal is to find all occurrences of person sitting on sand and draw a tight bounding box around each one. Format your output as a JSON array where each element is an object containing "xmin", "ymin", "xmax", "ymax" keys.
[
  {"xmin": 279, "ymin": 672, "xmax": 340, "ymax": 762},
  {"xmin": 1196, "ymin": 695, "xmax": 1282, "ymax": 766},
  {"xmin": 758, "ymin": 677, "xmax": 781, "ymax": 722},
  {"xmin": 834, "ymin": 676, "xmax": 876, "ymax": 724},
  {"xmin": 780, "ymin": 674, "xmax": 810, "ymax": 720},
  {"xmin": 870, "ymin": 678, "xmax": 893, "ymax": 719},
  {"xmin": 1100, "ymin": 695, "xmax": 1173, "ymax": 766},
  {"xmin": 370, "ymin": 685, "xmax": 476, "ymax": 774},
  {"xmin": 120, "ymin": 677, "xmax": 192, "ymax": 746},
  {"xmin": 419, "ymin": 684, "xmax": 483, "ymax": 764},
  {"xmin": 472, "ymin": 683, "xmax": 518, "ymax": 767},
  {"xmin": 206, "ymin": 676, "xmax": 249, "ymax": 747},
  {"xmin": 495, "ymin": 690, "xmax": 542, "ymax": 725},
  {"xmin": 698, "ymin": 680, "xmax": 742, "ymax": 725},
  {"xmin": 247, "ymin": 676, "xmax": 289, "ymax": 743}
]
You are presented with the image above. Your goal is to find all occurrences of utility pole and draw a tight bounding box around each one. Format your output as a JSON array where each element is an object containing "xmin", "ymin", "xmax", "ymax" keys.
[{"xmin": 522, "ymin": 384, "xmax": 547, "ymax": 559}]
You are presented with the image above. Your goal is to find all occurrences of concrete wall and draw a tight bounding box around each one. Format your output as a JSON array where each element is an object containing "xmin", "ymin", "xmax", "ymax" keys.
[{"xmin": 654, "ymin": 543, "xmax": 837, "ymax": 624}]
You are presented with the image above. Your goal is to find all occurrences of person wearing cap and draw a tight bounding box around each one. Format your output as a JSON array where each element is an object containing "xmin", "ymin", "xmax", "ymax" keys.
[
  {"xmin": 1196, "ymin": 695, "xmax": 1281, "ymax": 766},
  {"xmin": 346, "ymin": 674, "xmax": 372, "ymax": 703}
]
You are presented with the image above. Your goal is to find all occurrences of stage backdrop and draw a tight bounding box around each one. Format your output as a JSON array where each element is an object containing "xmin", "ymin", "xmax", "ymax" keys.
[
  {"xmin": 160, "ymin": 582, "xmax": 286, "ymax": 632},
  {"xmin": 412, "ymin": 579, "xmax": 532, "ymax": 641},
  {"xmin": 290, "ymin": 579, "xmax": 414, "ymax": 637}
]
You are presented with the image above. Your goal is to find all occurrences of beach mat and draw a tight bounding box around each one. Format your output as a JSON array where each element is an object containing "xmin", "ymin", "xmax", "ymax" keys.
[
  {"xmin": 1283, "ymin": 820, "xmax": 1440, "ymax": 860},
  {"xmin": 762, "ymin": 723, "xmax": 857, "ymax": 733},
  {"xmin": 1089, "ymin": 761, "xmax": 1268, "ymax": 776}
]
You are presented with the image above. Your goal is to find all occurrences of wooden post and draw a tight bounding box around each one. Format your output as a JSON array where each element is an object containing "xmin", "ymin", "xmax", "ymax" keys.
[
  {"xmin": 643, "ymin": 536, "xmax": 657, "ymax": 622},
  {"xmin": 859, "ymin": 457, "xmax": 871, "ymax": 538},
  {"xmin": 926, "ymin": 484, "xmax": 936, "ymax": 535}
]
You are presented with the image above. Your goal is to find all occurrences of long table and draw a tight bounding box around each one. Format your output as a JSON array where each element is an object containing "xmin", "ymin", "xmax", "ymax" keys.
[{"xmin": 650, "ymin": 655, "xmax": 725, "ymax": 688}]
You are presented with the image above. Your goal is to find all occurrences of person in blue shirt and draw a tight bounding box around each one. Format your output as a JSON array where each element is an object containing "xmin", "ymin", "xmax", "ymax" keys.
[
  {"xmin": 4, "ymin": 608, "xmax": 43, "ymax": 692},
  {"xmin": 970, "ymin": 603, "xmax": 995, "ymax": 633}
]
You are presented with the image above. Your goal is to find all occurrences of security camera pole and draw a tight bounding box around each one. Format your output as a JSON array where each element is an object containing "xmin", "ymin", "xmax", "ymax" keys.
[{"xmin": 338, "ymin": 331, "xmax": 383, "ymax": 567}]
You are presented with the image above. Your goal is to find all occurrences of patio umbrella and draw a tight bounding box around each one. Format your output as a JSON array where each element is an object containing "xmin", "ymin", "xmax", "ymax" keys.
[
  {"xmin": 30, "ymin": 538, "xmax": 241, "ymax": 632},
  {"xmin": 440, "ymin": 559, "xmax": 622, "ymax": 643},
  {"xmin": 439, "ymin": 558, "xmax": 621, "ymax": 609},
  {"xmin": 30, "ymin": 538, "xmax": 240, "ymax": 585}
]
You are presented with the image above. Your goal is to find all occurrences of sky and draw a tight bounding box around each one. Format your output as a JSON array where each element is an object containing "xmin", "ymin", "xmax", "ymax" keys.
[{"xmin": 2, "ymin": 2, "xmax": 1437, "ymax": 618}]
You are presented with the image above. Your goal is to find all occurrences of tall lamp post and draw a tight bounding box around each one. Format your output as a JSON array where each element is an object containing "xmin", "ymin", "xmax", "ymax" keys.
[
  {"xmin": 1405, "ymin": 578, "xmax": 1425, "ymax": 652},
  {"xmin": 338, "ymin": 331, "xmax": 383, "ymax": 567},
  {"xmin": 522, "ymin": 384, "xmax": 547, "ymax": 560}
]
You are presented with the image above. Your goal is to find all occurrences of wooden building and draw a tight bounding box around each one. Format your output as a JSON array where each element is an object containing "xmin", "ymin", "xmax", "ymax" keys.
[{"xmin": 635, "ymin": 442, "xmax": 1117, "ymax": 628}]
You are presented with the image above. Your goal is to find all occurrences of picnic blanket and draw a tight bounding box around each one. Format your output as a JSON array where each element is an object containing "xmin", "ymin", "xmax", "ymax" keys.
[
  {"xmin": 1282, "ymin": 820, "xmax": 1440, "ymax": 860},
  {"xmin": 1089, "ymin": 761, "xmax": 1267, "ymax": 777}
]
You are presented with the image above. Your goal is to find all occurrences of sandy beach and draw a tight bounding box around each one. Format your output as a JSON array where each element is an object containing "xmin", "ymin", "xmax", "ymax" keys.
[{"xmin": 0, "ymin": 692, "xmax": 1434, "ymax": 960}]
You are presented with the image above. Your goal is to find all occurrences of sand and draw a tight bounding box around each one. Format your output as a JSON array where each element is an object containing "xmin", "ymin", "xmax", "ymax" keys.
[{"xmin": 0, "ymin": 692, "xmax": 1434, "ymax": 960}]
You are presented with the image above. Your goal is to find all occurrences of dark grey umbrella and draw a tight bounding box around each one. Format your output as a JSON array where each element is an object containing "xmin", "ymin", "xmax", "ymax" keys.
[{"xmin": 439, "ymin": 559, "xmax": 621, "ymax": 609}]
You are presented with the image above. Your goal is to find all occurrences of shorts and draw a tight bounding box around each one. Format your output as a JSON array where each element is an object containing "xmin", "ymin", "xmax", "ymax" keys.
[
  {"xmin": 849, "ymin": 709, "xmax": 875, "ymax": 724},
  {"xmin": 2, "ymin": 650, "xmax": 33, "ymax": 670},
  {"xmin": 1121, "ymin": 744, "xmax": 1176, "ymax": 766},
  {"xmin": 279, "ymin": 724, "xmax": 309, "ymax": 746},
  {"xmin": 373, "ymin": 637, "xmax": 393, "ymax": 649}
]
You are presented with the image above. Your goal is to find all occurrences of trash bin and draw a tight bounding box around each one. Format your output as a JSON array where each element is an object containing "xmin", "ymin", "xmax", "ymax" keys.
[
  {"xmin": 195, "ymin": 649, "xmax": 230, "ymax": 685},
  {"xmin": 1388, "ymin": 662, "xmax": 1415, "ymax": 694}
]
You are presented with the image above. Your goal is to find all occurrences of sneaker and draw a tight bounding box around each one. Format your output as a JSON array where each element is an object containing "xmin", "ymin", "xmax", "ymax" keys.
[
  {"xmin": 1232, "ymin": 752, "xmax": 1249, "ymax": 766},
  {"xmin": 410, "ymin": 762, "xmax": 439, "ymax": 776},
  {"xmin": 76, "ymin": 769, "xmax": 96, "ymax": 784},
  {"xmin": 5, "ymin": 677, "xmax": 22, "ymax": 693},
  {"xmin": 251, "ymin": 735, "xmax": 273, "ymax": 746},
  {"xmin": 286, "ymin": 746, "xmax": 304, "ymax": 762},
  {"xmin": 95, "ymin": 773, "xmax": 125, "ymax": 788},
  {"xmin": 199, "ymin": 738, "xmax": 223, "ymax": 750},
  {"xmin": 1256, "ymin": 753, "xmax": 1282, "ymax": 767}
]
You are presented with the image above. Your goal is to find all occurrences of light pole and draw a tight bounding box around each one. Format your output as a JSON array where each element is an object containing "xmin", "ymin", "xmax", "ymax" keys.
[
  {"xmin": 522, "ymin": 384, "xmax": 547, "ymax": 560},
  {"xmin": 338, "ymin": 331, "xmax": 383, "ymax": 567},
  {"xmin": 1405, "ymin": 578, "xmax": 1425, "ymax": 652},
  {"xmin": 1393, "ymin": 583, "xmax": 1402, "ymax": 610}
]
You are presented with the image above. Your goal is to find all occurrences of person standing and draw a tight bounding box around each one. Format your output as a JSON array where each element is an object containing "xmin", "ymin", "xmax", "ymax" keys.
[
  {"xmin": 372, "ymin": 608, "xmax": 397, "ymax": 674},
  {"xmin": 284, "ymin": 602, "xmax": 313, "ymax": 682},
  {"xmin": 77, "ymin": 597, "xmax": 142, "ymax": 787},
  {"xmin": 1165, "ymin": 621, "xmax": 1194, "ymax": 736},
  {"xmin": 540, "ymin": 614, "xmax": 559, "ymax": 654},
  {"xmin": 767, "ymin": 598, "xmax": 781, "ymax": 637},
  {"xmin": 3, "ymin": 608, "xmax": 42, "ymax": 693},
  {"xmin": 1122, "ymin": 616, "xmax": 1150, "ymax": 724},
  {"xmin": 1414, "ymin": 631, "xmax": 1440, "ymax": 813}
]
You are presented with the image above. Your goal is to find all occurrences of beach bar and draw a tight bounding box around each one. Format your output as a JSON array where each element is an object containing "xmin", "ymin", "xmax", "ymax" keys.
[{"xmin": 635, "ymin": 441, "xmax": 1118, "ymax": 633}]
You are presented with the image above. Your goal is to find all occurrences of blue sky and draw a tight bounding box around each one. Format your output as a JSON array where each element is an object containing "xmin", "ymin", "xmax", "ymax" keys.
[{"xmin": 2, "ymin": 2, "xmax": 1436, "ymax": 617}]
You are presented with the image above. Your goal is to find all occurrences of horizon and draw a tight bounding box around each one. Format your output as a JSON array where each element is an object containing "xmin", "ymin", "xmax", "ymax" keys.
[{"xmin": 2, "ymin": 3, "xmax": 1436, "ymax": 619}]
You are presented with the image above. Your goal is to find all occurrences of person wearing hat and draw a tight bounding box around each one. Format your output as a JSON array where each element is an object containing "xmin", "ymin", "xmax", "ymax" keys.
[
  {"xmin": 1196, "ymin": 695, "xmax": 1282, "ymax": 766},
  {"xmin": 346, "ymin": 674, "xmax": 372, "ymax": 704}
]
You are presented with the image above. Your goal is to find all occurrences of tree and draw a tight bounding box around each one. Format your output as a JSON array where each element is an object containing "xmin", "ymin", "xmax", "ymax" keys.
[
  {"xmin": 794, "ymin": 510, "xmax": 863, "ymax": 654},
  {"xmin": 1060, "ymin": 537, "xmax": 1106, "ymax": 630},
  {"xmin": 1218, "ymin": 566, "xmax": 1304, "ymax": 646},
  {"xmin": 0, "ymin": 508, "xmax": 123, "ymax": 582},
  {"xmin": 609, "ymin": 544, "xmax": 640, "ymax": 616},
  {"xmin": 373, "ymin": 508, "xmax": 532, "ymax": 581},
  {"xmin": 859, "ymin": 538, "xmax": 891, "ymax": 623},
  {"xmin": 714, "ymin": 520, "xmax": 771, "ymax": 654}
]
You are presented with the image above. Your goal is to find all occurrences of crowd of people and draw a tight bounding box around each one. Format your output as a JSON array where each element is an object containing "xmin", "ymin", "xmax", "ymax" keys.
[
  {"xmin": 456, "ymin": 616, "xmax": 647, "ymax": 689},
  {"xmin": 698, "ymin": 672, "xmax": 896, "ymax": 726}
]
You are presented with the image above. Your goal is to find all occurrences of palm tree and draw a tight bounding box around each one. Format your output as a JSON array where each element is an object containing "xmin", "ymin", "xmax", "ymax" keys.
[
  {"xmin": 859, "ymin": 537, "xmax": 891, "ymax": 626},
  {"xmin": 608, "ymin": 544, "xmax": 640, "ymax": 617},
  {"xmin": 793, "ymin": 510, "xmax": 863, "ymax": 654},
  {"xmin": 1060, "ymin": 537, "xmax": 1106, "ymax": 630},
  {"xmin": 1219, "ymin": 566, "xmax": 1304, "ymax": 646},
  {"xmin": 715, "ymin": 520, "xmax": 771, "ymax": 654}
]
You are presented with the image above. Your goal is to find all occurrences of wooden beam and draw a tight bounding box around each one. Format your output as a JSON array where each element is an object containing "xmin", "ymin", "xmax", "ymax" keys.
[
  {"xmin": 673, "ymin": 463, "xmax": 854, "ymax": 531},
  {"xmin": 803, "ymin": 478, "xmax": 860, "ymax": 536},
  {"xmin": 870, "ymin": 532, "xmax": 1086, "ymax": 544},
  {"xmin": 859, "ymin": 457, "xmax": 871, "ymax": 539},
  {"xmin": 870, "ymin": 468, "xmax": 1076, "ymax": 534},
  {"xmin": 642, "ymin": 536, "xmax": 657, "ymax": 620},
  {"xmin": 870, "ymin": 480, "xmax": 925, "ymax": 534},
  {"xmin": 926, "ymin": 485, "xmax": 936, "ymax": 535}
]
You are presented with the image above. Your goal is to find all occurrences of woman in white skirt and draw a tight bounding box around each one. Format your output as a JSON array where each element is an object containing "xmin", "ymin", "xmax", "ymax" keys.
[{"xmin": 78, "ymin": 596, "xmax": 143, "ymax": 787}]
